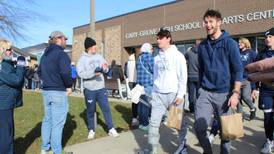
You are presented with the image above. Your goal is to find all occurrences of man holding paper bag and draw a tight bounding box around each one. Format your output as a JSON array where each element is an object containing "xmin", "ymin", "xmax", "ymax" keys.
[
  {"xmin": 148, "ymin": 28, "xmax": 188, "ymax": 154},
  {"xmin": 194, "ymin": 10, "xmax": 243, "ymax": 154}
]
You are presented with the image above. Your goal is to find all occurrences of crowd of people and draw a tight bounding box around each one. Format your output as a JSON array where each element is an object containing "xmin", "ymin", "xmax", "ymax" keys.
[{"xmin": 0, "ymin": 9, "xmax": 274, "ymax": 154}]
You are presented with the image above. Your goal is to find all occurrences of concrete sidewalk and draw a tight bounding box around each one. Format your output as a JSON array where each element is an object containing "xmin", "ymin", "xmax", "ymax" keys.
[{"xmin": 65, "ymin": 109, "xmax": 265, "ymax": 154}]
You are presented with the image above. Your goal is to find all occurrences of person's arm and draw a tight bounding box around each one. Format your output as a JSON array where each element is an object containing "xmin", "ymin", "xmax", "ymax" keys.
[
  {"xmin": 198, "ymin": 45, "xmax": 204, "ymax": 86},
  {"xmin": 76, "ymin": 58, "xmax": 96, "ymax": 79},
  {"xmin": 251, "ymin": 50, "xmax": 262, "ymax": 100},
  {"xmin": 58, "ymin": 52, "xmax": 73, "ymax": 88},
  {"xmin": 228, "ymin": 40, "xmax": 243, "ymax": 108},
  {"xmin": 175, "ymin": 54, "xmax": 188, "ymax": 105},
  {"xmin": 250, "ymin": 50, "xmax": 257, "ymax": 90},
  {"xmin": 148, "ymin": 54, "xmax": 154, "ymax": 74},
  {"xmin": 0, "ymin": 62, "xmax": 25, "ymax": 88}
]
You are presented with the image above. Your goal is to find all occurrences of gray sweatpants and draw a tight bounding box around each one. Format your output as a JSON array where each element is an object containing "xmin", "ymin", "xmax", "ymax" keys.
[
  {"xmin": 238, "ymin": 79, "xmax": 255, "ymax": 113},
  {"xmin": 194, "ymin": 88, "xmax": 231, "ymax": 154},
  {"xmin": 148, "ymin": 92, "xmax": 188, "ymax": 149}
]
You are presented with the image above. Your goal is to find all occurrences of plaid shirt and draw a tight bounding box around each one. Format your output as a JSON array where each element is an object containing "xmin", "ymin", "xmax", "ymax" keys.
[{"xmin": 136, "ymin": 52, "xmax": 154, "ymax": 88}]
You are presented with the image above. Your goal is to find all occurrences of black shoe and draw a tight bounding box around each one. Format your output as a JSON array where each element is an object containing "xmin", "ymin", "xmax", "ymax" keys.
[{"xmin": 250, "ymin": 108, "xmax": 256, "ymax": 120}]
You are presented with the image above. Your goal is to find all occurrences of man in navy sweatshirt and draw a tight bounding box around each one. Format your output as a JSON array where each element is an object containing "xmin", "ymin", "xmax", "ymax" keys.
[
  {"xmin": 194, "ymin": 10, "xmax": 243, "ymax": 154},
  {"xmin": 38, "ymin": 31, "xmax": 73, "ymax": 154}
]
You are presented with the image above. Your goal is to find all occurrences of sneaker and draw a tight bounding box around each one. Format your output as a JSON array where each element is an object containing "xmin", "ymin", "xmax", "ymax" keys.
[
  {"xmin": 139, "ymin": 125, "xmax": 149, "ymax": 132},
  {"xmin": 131, "ymin": 118, "xmax": 139, "ymax": 127},
  {"xmin": 108, "ymin": 128, "xmax": 119, "ymax": 138},
  {"xmin": 61, "ymin": 151, "xmax": 73, "ymax": 154},
  {"xmin": 40, "ymin": 150, "xmax": 53, "ymax": 154},
  {"xmin": 162, "ymin": 116, "xmax": 168, "ymax": 126},
  {"xmin": 261, "ymin": 139, "xmax": 273, "ymax": 154},
  {"xmin": 250, "ymin": 108, "xmax": 256, "ymax": 120},
  {"xmin": 150, "ymin": 146, "xmax": 158, "ymax": 154},
  {"xmin": 208, "ymin": 134, "xmax": 215, "ymax": 145},
  {"xmin": 87, "ymin": 130, "xmax": 95, "ymax": 140}
]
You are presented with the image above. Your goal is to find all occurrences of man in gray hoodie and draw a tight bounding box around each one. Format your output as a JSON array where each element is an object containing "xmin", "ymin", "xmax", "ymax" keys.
[{"xmin": 77, "ymin": 37, "xmax": 119, "ymax": 140}]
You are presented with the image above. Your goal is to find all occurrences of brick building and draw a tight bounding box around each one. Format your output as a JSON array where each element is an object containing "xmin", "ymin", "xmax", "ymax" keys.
[{"xmin": 72, "ymin": 0, "xmax": 274, "ymax": 66}]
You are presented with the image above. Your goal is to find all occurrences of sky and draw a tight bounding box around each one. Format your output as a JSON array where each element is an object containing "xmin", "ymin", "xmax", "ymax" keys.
[{"xmin": 14, "ymin": 0, "xmax": 174, "ymax": 48}]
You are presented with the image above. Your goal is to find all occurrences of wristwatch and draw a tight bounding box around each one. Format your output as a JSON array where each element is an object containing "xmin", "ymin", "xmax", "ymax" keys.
[{"xmin": 232, "ymin": 89, "xmax": 241, "ymax": 96}]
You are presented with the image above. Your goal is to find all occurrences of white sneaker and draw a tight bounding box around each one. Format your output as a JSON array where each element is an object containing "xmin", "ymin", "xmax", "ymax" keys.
[
  {"xmin": 150, "ymin": 146, "xmax": 158, "ymax": 154},
  {"xmin": 41, "ymin": 150, "xmax": 47, "ymax": 154},
  {"xmin": 40, "ymin": 150, "xmax": 53, "ymax": 154},
  {"xmin": 208, "ymin": 134, "xmax": 215, "ymax": 145},
  {"xmin": 87, "ymin": 130, "xmax": 95, "ymax": 140},
  {"xmin": 261, "ymin": 139, "xmax": 273, "ymax": 154},
  {"xmin": 108, "ymin": 128, "xmax": 119, "ymax": 138}
]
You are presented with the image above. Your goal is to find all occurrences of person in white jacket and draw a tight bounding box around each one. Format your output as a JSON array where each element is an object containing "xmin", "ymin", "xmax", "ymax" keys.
[
  {"xmin": 148, "ymin": 29, "xmax": 188, "ymax": 154},
  {"xmin": 126, "ymin": 53, "xmax": 139, "ymax": 126}
]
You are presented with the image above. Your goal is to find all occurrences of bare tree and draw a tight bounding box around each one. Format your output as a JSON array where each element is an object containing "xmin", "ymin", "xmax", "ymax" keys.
[{"xmin": 0, "ymin": 0, "xmax": 40, "ymax": 40}]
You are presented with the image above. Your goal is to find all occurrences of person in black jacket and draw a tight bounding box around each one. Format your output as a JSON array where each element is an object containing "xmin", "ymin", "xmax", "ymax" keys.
[
  {"xmin": 0, "ymin": 39, "xmax": 26, "ymax": 154},
  {"xmin": 38, "ymin": 31, "xmax": 73, "ymax": 154},
  {"xmin": 253, "ymin": 28, "xmax": 274, "ymax": 154},
  {"xmin": 185, "ymin": 40, "xmax": 200, "ymax": 113}
]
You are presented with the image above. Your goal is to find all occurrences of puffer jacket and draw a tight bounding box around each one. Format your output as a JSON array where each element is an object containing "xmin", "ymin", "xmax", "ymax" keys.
[{"xmin": 0, "ymin": 60, "xmax": 25, "ymax": 110}]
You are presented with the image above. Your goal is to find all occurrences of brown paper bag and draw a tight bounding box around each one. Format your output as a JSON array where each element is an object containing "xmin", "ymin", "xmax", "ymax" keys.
[
  {"xmin": 220, "ymin": 109, "xmax": 244, "ymax": 140},
  {"xmin": 167, "ymin": 105, "xmax": 183, "ymax": 130}
]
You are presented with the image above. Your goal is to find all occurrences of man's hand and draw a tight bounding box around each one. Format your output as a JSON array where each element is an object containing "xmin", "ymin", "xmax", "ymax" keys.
[
  {"xmin": 251, "ymin": 90, "xmax": 259, "ymax": 100},
  {"xmin": 228, "ymin": 93, "xmax": 239, "ymax": 109},
  {"xmin": 66, "ymin": 88, "xmax": 72, "ymax": 96},
  {"xmin": 174, "ymin": 97, "xmax": 184, "ymax": 106},
  {"xmin": 102, "ymin": 63, "xmax": 108, "ymax": 70}
]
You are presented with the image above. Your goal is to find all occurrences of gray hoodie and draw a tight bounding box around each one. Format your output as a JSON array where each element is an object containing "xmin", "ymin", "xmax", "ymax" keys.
[{"xmin": 76, "ymin": 52, "xmax": 108, "ymax": 91}]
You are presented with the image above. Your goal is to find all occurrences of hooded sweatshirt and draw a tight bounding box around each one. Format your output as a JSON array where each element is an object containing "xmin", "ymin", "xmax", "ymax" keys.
[
  {"xmin": 38, "ymin": 44, "xmax": 72, "ymax": 91},
  {"xmin": 76, "ymin": 52, "xmax": 108, "ymax": 91},
  {"xmin": 153, "ymin": 45, "xmax": 187, "ymax": 99},
  {"xmin": 198, "ymin": 31, "xmax": 243, "ymax": 92}
]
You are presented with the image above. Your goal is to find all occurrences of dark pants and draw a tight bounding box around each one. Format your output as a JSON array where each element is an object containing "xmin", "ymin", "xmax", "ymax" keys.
[
  {"xmin": 27, "ymin": 79, "xmax": 32, "ymax": 89},
  {"xmin": 138, "ymin": 95, "xmax": 151, "ymax": 126},
  {"xmin": 72, "ymin": 78, "xmax": 77, "ymax": 91},
  {"xmin": 264, "ymin": 112, "xmax": 274, "ymax": 140},
  {"xmin": 0, "ymin": 109, "xmax": 14, "ymax": 154},
  {"xmin": 84, "ymin": 88, "xmax": 114, "ymax": 131},
  {"xmin": 129, "ymin": 82, "xmax": 138, "ymax": 119},
  {"xmin": 259, "ymin": 92, "xmax": 274, "ymax": 140},
  {"xmin": 187, "ymin": 79, "xmax": 199, "ymax": 112}
]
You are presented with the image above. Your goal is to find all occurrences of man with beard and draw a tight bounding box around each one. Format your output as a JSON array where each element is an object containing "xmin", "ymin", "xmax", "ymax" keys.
[{"xmin": 194, "ymin": 10, "xmax": 243, "ymax": 154}]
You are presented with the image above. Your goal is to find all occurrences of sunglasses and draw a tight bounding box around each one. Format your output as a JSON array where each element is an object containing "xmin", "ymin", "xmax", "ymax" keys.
[
  {"xmin": 6, "ymin": 48, "xmax": 12, "ymax": 51},
  {"xmin": 58, "ymin": 36, "xmax": 68, "ymax": 41}
]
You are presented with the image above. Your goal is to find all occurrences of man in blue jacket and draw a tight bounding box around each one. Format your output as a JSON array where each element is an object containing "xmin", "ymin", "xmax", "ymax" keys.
[
  {"xmin": 194, "ymin": 10, "xmax": 243, "ymax": 154},
  {"xmin": 0, "ymin": 39, "xmax": 26, "ymax": 154},
  {"xmin": 38, "ymin": 31, "xmax": 73, "ymax": 154}
]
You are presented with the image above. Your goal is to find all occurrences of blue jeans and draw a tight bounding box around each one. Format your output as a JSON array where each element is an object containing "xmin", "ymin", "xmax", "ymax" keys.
[
  {"xmin": 0, "ymin": 109, "xmax": 14, "ymax": 154},
  {"xmin": 84, "ymin": 88, "xmax": 114, "ymax": 131},
  {"xmin": 41, "ymin": 91, "xmax": 68, "ymax": 154},
  {"xmin": 138, "ymin": 95, "xmax": 151, "ymax": 126}
]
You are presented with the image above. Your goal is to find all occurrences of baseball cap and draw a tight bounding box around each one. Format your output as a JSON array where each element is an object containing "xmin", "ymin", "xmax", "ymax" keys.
[
  {"xmin": 49, "ymin": 31, "xmax": 67, "ymax": 39},
  {"xmin": 265, "ymin": 28, "xmax": 274, "ymax": 36}
]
